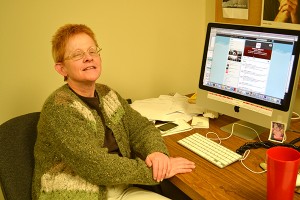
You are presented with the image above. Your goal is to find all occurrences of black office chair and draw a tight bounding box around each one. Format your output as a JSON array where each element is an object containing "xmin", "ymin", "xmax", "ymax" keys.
[
  {"xmin": 0, "ymin": 112, "xmax": 191, "ymax": 200},
  {"xmin": 0, "ymin": 112, "xmax": 40, "ymax": 200}
]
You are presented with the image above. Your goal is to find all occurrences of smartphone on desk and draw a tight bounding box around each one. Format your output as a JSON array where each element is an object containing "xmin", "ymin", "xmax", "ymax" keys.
[{"xmin": 157, "ymin": 122, "xmax": 178, "ymax": 134}]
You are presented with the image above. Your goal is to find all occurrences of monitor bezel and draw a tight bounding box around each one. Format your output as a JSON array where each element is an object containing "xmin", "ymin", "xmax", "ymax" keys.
[{"xmin": 199, "ymin": 23, "xmax": 300, "ymax": 112}]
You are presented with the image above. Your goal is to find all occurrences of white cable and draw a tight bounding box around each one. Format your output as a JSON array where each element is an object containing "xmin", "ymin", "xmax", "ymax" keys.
[
  {"xmin": 282, "ymin": 132, "xmax": 287, "ymax": 143},
  {"xmin": 205, "ymin": 131, "xmax": 233, "ymax": 144},
  {"xmin": 205, "ymin": 124, "xmax": 268, "ymax": 173},
  {"xmin": 233, "ymin": 122, "xmax": 263, "ymax": 142},
  {"xmin": 206, "ymin": 122, "xmax": 262, "ymax": 144},
  {"xmin": 240, "ymin": 150, "xmax": 267, "ymax": 174},
  {"xmin": 292, "ymin": 112, "xmax": 300, "ymax": 120}
]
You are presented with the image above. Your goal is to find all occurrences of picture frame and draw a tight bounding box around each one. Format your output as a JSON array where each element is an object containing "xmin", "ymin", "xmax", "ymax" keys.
[
  {"xmin": 268, "ymin": 121, "xmax": 286, "ymax": 143},
  {"xmin": 261, "ymin": 0, "xmax": 300, "ymax": 30}
]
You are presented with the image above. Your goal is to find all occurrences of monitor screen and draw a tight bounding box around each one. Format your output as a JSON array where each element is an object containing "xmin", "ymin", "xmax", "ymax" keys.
[{"xmin": 197, "ymin": 23, "xmax": 300, "ymax": 140}]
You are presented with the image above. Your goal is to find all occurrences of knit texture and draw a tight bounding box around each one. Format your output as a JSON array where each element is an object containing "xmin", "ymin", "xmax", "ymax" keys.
[{"xmin": 32, "ymin": 84, "xmax": 169, "ymax": 200}]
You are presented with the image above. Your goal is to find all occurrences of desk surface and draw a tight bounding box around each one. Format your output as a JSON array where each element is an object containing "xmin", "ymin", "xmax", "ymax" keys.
[{"xmin": 164, "ymin": 115, "xmax": 300, "ymax": 200}]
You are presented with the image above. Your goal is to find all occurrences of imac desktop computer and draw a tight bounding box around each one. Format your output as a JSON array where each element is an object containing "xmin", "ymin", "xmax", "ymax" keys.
[{"xmin": 197, "ymin": 23, "xmax": 300, "ymax": 140}]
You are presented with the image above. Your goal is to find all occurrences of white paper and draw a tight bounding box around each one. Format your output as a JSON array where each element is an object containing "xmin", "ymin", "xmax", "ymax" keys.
[
  {"xmin": 222, "ymin": 0, "xmax": 249, "ymax": 20},
  {"xmin": 191, "ymin": 116, "xmax": 209, "ymax": 128},
  {"xmin": 131, "ymin": 93, "xmax": 203, "ymax": 122}
]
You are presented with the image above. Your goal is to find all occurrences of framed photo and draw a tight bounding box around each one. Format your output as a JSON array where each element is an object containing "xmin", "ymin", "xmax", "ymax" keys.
[
  {"xmin": 268, "ymin": 121, "xmax": 286, "ymax": 143},
  {"xmin": 222, "ymin": 0, "xmax": 249, "ymax": 20},
  {"xmin": 261, "ymin": 0, "xmax": 300, "ymax": 30}
]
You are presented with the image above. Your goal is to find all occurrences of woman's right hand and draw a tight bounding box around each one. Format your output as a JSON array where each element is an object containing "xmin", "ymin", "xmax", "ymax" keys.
[{"xmin": 165, "ymin": 157, "xmax": 195, "ymax": 179}]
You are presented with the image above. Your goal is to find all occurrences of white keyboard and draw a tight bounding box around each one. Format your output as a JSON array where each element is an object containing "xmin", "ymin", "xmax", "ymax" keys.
[{"xmin": 177, "ymin": 133, "xmax": 242, "ymax": 168}]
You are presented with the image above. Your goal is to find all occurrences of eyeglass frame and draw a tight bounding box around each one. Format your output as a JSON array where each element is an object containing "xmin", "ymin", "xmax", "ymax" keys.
[{"xmin": 63, "ymin": 46, "xmax": 102, "ymax": 61}]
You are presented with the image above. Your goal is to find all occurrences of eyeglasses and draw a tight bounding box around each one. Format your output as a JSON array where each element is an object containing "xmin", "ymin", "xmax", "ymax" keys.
[{"xmin": 64, "ymin": 46, "xmax": 101, "ymax": 61}]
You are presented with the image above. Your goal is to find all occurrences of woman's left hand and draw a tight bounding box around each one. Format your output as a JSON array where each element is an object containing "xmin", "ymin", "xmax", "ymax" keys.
[{"xmin": 145, "ymin": 152, "xmax": 171, "ymax": 182}]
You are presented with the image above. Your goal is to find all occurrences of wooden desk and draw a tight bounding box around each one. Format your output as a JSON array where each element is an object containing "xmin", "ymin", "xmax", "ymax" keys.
[{"xmin": 164, "ymin": 115, "xmax": 300, "ymax": 200}]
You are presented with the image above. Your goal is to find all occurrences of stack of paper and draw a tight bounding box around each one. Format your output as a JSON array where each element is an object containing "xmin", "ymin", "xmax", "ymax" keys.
[{"xmin": 131, "ymin": 93, "xmax": 204, "ymax": 122}]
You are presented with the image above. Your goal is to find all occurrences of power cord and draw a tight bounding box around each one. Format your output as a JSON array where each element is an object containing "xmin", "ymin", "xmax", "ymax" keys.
[
  {"xmin": 236, "ymin": 139, "xmax": 300, "ymax": 155},
  {"xmin": 205, "ymin": 122, "xmax": 266, "ymax": 173},
  {"xmin": 290, "ymin": 111, "xmax": 300, "ymax": 133},
  {"xmin": 206, "ymin": 122, "xmax": 263, "ymax": 144},
  {"xmin": 205, "ymin": 121, "xmax": 300, "ymax": 173},
  {"xmin": 292, "ymin": 111, "xmax": 300, "ymax": 120},
  {"xmin": 236, "ymin": 137, "xmax": 300, "ymax": 173},
  {"xmin": 240, "ymin": 150, "xmax": 266, "ymax": 174}
]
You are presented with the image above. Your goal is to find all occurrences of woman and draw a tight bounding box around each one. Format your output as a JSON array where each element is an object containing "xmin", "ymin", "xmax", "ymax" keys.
[{"xmin": 32, "ymin": 24, "xmax": 195, "ymax": 200}]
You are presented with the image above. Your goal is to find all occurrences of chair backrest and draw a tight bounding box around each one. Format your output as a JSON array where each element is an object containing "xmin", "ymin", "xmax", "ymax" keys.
[{"xmin": 0, "ymin": 112, "xmax": 40, "ymax": 200}]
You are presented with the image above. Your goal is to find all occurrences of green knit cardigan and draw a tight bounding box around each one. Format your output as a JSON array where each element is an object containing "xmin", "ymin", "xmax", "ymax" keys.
[{"xmin": 32, "ymin": 84, "xmax": 169, "ymax": 200}]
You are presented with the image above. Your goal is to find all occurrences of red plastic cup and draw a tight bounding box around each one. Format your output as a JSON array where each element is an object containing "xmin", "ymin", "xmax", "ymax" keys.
[{"xmin": 267, "ymin": 146, "xmax": 300, "ymax": 200}]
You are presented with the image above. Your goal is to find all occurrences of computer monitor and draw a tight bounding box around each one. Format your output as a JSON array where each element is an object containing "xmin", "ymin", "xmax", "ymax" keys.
[{"xmin": 197, "ymin": 23, "xmax": 300, "ymax": 140}]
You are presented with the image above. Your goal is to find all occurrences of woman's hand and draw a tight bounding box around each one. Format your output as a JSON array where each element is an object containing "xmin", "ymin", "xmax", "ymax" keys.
[
  {"xmin": 165, "ymin": 157, "xmax": 196, "ymax": 179},
  {"xmin": 145, "ymin": 152, "xmax": 171, "ymax": 182}
]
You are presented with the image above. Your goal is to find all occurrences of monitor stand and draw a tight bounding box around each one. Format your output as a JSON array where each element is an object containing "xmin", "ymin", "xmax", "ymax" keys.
[{"xmin": 220, "ymin": 120, "xmax": 268, "ymax": 140}]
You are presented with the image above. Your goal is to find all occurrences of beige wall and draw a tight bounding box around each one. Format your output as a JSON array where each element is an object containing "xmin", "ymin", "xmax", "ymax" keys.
[
  {"xmin": 1, "ymin": 0, "xmax": 298, "ymax": 125},
  {"xmin": 0, "ymin": 0, "xmax": 214, "ymax": 124}
]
